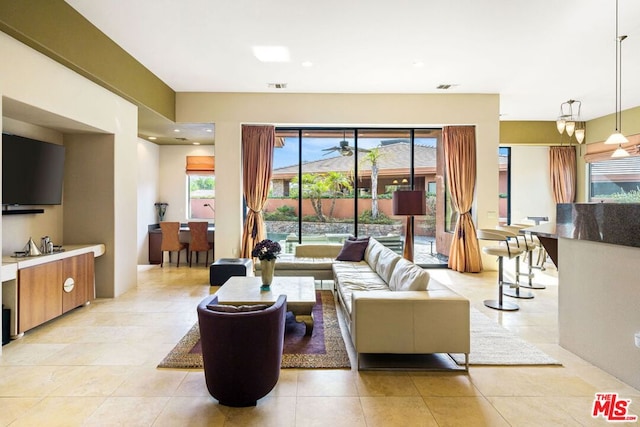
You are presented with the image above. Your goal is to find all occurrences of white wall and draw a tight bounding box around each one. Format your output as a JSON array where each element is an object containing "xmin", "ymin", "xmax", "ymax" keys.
[
  {"xmin": 158, "ymin": 145, "xmax": 215, "ymax": 223},
  {"xmin": 137, "ymin": 138, "xmax": 160, "ymax": 264},
  {"xmin": 0, "ymin": 32, "xmax": 138, "ymax": 297},
  {"xmin": 509, "ymin": 145, "xmax": 555, "ymax": 224}
]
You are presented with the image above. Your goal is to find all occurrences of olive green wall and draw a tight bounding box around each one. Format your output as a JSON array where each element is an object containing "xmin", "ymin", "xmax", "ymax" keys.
[
  {"xmin": 585, "ymin": 106, "xmax": 640, "ymax": 143},
  {"xmin": 500, "ymin": 121, "xmax": 560, "ymax": 145},
  {"xmin": 0, "ymin": 0, "xmax": 175, "ymax": 121}
]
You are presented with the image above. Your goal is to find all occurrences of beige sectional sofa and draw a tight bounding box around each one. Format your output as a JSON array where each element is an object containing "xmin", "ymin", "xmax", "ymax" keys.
[
  {"xmin": 258, "ymin": 238, "xmax": 470, "ymax": 369},
  {"xmin": 332, "ymin": 238, "xmax": 470, "ymax": 369}
]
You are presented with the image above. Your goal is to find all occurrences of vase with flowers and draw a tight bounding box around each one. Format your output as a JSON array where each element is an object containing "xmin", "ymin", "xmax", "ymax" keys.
[{"xmin": 251, "ymin": 239, "xmax": 281, "ymax": 290}]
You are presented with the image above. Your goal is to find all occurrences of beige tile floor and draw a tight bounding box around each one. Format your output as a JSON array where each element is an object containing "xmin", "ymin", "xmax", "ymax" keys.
[{"xmin": 0, "ymin": 261, "xmax": 638, "ymax": 426}]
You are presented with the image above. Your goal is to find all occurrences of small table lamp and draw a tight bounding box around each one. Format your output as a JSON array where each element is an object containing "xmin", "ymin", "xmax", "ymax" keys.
[{"xmin": 392, "ymin": 190, "xmax": 426, "ymax": 262}]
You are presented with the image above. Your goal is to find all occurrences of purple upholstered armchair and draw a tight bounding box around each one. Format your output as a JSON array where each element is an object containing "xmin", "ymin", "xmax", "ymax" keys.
[{"xmin": 197, "ymin": 294, "xmax": 287, "ymax": 407}]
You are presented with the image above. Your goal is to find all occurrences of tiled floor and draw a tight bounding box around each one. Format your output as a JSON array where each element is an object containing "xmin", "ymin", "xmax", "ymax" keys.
[{"xmin": 0, "ymin": 262, "xmax": 638, "ymax": 426}]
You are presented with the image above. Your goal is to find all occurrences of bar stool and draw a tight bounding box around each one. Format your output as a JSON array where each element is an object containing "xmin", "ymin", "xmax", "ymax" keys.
[
  {"xmin": 478, "ymin": 229, "xmax": 525, "ymax": 311},
  {"xmin": 495, "ymin": 226, "xmax": 537, "ymax": 297},
  {"xmin": 511, "ymin": 225, "xmax": 546, "ymax": 289}
]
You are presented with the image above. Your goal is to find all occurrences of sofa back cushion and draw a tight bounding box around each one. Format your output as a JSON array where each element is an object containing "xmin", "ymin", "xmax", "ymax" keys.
[
  {"xmin": 374, "ymin": 245, "xmax": 402, "ymax": 284},
  {"xmin": 388, "ymin": 258, "xmax": 430, "ymax": 291},
  {"xmin": 364, "ymin": 239, "xmax": 385, "ymax": 266},
  {"xmin": 295, "ymin": 244, "xmax": 342, "ymax": 258}
]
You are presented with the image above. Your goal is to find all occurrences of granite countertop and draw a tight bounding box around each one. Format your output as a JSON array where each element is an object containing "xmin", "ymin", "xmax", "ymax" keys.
[{"xmin": 522, "ymin": 203, "xmax": 640, "ymax": 249}]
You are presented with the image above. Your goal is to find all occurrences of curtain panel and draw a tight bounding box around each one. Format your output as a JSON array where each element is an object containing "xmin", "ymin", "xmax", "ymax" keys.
[
  {"xmin": 443, "ymin": 126, "xmax": 482, "ymax": 273},
  {"xmin": 549, "ymin": 146, "xmax": 576, "ymax": 204},
  {"xmin": 240, "ymin": 125, "xmax": 276, "ymax": 258}
]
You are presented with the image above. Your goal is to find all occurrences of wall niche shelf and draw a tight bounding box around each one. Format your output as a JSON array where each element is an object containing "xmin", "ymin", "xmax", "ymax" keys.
[{"xmin": 2, "ymin": 209, "xmax": 45, "ymax": 215}]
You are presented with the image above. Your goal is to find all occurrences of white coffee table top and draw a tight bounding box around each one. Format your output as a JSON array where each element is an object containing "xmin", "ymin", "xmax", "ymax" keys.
[{"xmin": 213, "ymin": 276, "xmax": 316, "ymax": 305}]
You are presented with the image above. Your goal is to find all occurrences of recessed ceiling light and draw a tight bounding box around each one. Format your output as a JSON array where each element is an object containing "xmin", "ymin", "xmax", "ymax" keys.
[
  {"xmin": 174, "ymin": 129, "xmax": 180, "ymax": 132},
  {"xmin": 192, "ymin": 142, "xmax": 200, "ymax": 145},
  {"xmin": 252, "ymin": 46, "xmax": 290, "ymax": 62},
  {"xmin": 148, "ymin": 136, "xmax": 157, "ymax": 140},
  {"xmin": 206, "ymin": 129, "xmax": 213, "ymax": 133},
  {"xmin": 302, "ymin": 60, "xmax": 313, "ymax": 67}
]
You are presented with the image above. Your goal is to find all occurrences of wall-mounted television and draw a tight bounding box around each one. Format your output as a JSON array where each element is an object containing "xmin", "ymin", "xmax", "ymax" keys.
[{"xmin": 2, "ymin": 133, "xmax": 66, "ymax": 206}]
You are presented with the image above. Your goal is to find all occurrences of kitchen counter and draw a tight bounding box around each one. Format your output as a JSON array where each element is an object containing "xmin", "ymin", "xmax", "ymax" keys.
[{"xmin": 2, "ymin": 244, "xmax": 105, "ymax": 273}]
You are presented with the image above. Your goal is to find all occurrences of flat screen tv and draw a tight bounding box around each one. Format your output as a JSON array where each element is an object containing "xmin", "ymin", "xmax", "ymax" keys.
[{"xmin": 2, "ymin": 133, "xmax": 65, "ymax": 206}]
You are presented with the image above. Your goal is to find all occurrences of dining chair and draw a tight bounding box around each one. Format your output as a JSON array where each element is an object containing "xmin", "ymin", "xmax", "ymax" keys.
[
  {"xmin": 160, "ymin": 222, "xmax": 189, "ymax": 267},
  {"xmin": 188, "ymin": 221, "xmax": 213, "ymax": 267}
]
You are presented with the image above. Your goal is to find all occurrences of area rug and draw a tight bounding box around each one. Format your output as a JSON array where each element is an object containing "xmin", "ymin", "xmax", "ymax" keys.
[
  {"xmin": 449, "ymin": 308, "xmax": 562, "ymax": 366},
  {"xmin": 157, "ymin": 290, "xmax": 351, "ymax": 369}
]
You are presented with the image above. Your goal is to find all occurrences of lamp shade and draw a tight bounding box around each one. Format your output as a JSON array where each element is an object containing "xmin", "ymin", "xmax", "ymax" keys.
[{"xmin": 392, "ymin": 190, "xmax": 426, "ymax": 216}]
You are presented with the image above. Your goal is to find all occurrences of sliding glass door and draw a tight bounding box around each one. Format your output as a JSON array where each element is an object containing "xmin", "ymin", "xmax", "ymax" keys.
[{"xmin": 264, "ymin": 127, "xmax": 448, "ymax": 266}]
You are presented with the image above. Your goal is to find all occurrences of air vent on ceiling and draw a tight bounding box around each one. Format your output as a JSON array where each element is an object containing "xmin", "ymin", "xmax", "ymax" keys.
[
  {"xmin": 175, "ymin": 137, "xmax": 188, "ymax": 141},
  {"xmin": 436, "ymin": 84, "xmax": 452, "ymax": 90},
  {"xmin": 268, "ymin": 83, "xmax": 288, "ymax": 89}
]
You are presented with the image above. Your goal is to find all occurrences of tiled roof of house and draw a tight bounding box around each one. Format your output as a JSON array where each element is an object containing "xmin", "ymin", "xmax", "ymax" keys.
[{"xmin": 273, "ymin": 142, "xmax": 436, "ymax": 177}]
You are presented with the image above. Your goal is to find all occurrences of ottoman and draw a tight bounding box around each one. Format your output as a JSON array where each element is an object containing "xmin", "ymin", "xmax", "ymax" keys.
[{"xmin": 210, "ymin": 258, "xmax": 253, "ymax": 286}]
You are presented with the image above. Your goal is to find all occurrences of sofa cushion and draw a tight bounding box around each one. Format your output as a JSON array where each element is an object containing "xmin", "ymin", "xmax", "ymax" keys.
[
  {"xmin": 295, "ymin": 244, "xmax": 342, "ymax": 258},
  {"xmin": 374, "ymin": 246, "xmax": 402, "ymax": 284},
  {"xmin": 388, "ymin": 258, "xmax": 430, "ymax": 291},
  {"xmin": 364, "ymin": 239, "xmax": 385, "ymax": 266},
  {"xmin": 274, "ymin": 255, "xmax": 335, "ymax": 270},
  {"xmin": 206, "ymin": 304, "xmax": 269, "ymax": 313},
  {"xmin": 333, "ymin": 261, "xmax": 390, "ymax": 314},
  {"xmin": 336, "ymin": 239, "xmax": 369, "ymax": 261}
]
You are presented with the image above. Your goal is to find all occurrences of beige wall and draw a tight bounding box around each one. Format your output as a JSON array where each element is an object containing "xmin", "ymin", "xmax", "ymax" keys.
[
  {"xmin": 559, "ymin": 238, "xmax": 640, "ymax": 390},
  {"xmin": 177, "ymin": 92, "xmax": 501, "ymax": 261},
  {"xmin": 0, "ymin": 32, "xmax": 138, "ymax": 297}
]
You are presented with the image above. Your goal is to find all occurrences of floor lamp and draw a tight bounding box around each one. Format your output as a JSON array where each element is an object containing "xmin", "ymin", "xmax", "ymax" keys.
[{"xmin": 392, "ymin": 190, "xmax": 426, "ymax": 262}]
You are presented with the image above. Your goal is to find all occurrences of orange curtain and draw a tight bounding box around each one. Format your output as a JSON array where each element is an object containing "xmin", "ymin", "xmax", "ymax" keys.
[
  {"xmin": 240, "ymin": 125, "xmax": 275, "ymax": 258},
  {"xmin": 549, "ymin": 146, "xmax": 576, "ymax": 203},
  {"xmin": 443, "ymin": 126, "xmax": 482, "ymax": 273}
]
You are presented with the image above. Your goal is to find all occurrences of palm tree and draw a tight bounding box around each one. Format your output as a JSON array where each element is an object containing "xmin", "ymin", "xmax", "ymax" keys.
[
  {"xmin": 293, "ymin": 173, "xmax": 329, "ymax": 221},
  {"xmin": 360, "ymin": 147, "xmax": 383, "ymax": 218},
  {"xmin": 325, "ymin": 171, "xmax": 353, "ymax": 221}
]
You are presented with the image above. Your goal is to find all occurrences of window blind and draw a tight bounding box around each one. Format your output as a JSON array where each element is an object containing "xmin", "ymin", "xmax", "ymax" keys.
[{"xmin": 186, "ymin": 156, "xmax": 215, "ymax": 175}]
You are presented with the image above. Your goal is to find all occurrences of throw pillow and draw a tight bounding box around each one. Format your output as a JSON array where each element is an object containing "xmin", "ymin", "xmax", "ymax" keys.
[
  {"xmin": 347, "ymin": 235, "xmax": 370, "ymax": 242},
  {"xmin": 206, "ymin": 304, "xmax": 239, "ymax": 312},
  {"xmin": 206, "ymin": 304, "xmax": 269, "ymax": 313},
  {"xmin": 336, "ymin": 239, "xmax": 368, "ymax": 261}
]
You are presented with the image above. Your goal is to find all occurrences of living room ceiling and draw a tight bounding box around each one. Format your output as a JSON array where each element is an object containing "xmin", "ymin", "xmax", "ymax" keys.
[{"xmin": 64, "ymin": 0, "xmax": 640, "ymax": 135}]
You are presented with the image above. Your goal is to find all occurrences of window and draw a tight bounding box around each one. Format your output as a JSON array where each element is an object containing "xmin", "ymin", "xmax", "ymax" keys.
[
  {"xmin": 188, "ymin": 174, "xmax": 215, "ymax": 219},
  {"xmin": 499, "ymin": 147, "xmax": 511, "ymax": 224},
  {"xmin": 186, "ymin": 156, "xmax": 215, "ymax": 220},
  {"xmin": 266, "ymin": 128, "xmax": 447, "ymax": 266},
  {"xmin": 589, "ymin": 156, "xmax": 640, "ymax": 202}
]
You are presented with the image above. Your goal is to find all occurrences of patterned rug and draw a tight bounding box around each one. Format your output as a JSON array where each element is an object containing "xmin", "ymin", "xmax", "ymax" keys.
[
  {"xmin": 157, "ymin": 290, "xmax": 351, "ymax": 369},
  {"xmin": 449, "ymin": 308, "xmax": 562, "ymax": 366}
]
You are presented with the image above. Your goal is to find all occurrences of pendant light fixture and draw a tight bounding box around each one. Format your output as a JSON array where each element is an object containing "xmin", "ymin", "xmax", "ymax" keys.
[
  {"xmin": 605, "ymin": 0, "xmax": 629, "ymax": 158},
  {"xmin": 556, "ymin": 99, "xmax": 585, "ymax": 144}
]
